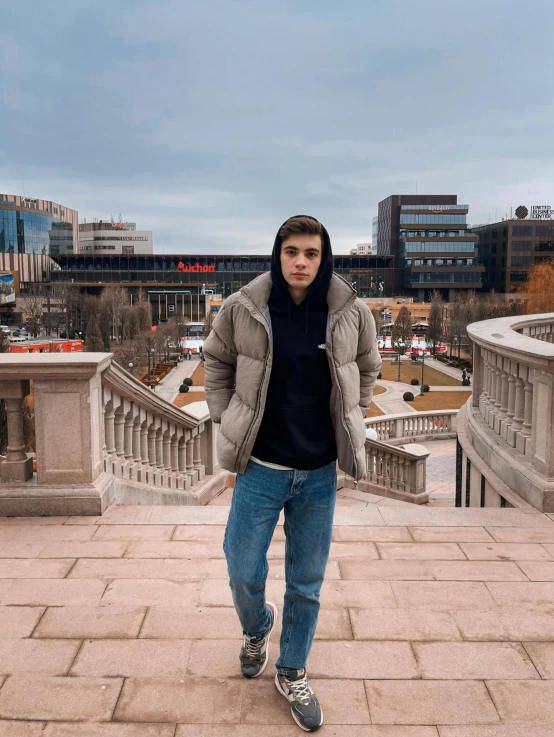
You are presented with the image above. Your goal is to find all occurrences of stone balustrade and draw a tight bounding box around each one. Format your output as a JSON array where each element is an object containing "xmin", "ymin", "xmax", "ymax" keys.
[
  {"xmin": 0, "ymin": 354, "xmax": 226, "ymax": 516},
  {"xmin": 365, "ymin": 410, "xmax": 457, "ymax": 445},
  {"xmin": 460, "ymin": 313, "xmax": 554, "ymax": 511}
]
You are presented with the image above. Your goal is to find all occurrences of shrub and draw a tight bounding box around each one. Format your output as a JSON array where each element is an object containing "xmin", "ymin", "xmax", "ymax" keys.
[
  {"xmin": 462, "ymin": 378, "xmax": 471, "ymax": 386},
  {"xmin": 184, "ymin": 377, "xmax": 193, "ymax": 386},
  {"xmin": 179, "ymin": 384, "xmax": 190, "ymax": 393},
  {"xmin": 403, "ymin": 391, "xmax": 415, "ymax": 402},
  {"xmin": 410, "ymin": 378, "xmax": 419, "ymax": 386},
  {"xmin": 377, "ymin": 372, "xmax": 382, "ymax": 380},
  {"xmin": 422, "ymin": 384, "xmax": 430, "ymax": 392}
]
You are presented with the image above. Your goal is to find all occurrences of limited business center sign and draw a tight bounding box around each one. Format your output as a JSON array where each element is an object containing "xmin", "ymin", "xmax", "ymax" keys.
[{"xmin": 516, "ymin": 205, "xmax": 554, "ymax": 220}]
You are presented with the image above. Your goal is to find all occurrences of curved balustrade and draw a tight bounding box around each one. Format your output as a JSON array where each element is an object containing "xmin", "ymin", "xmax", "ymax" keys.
[
  {"xmin": 0, "ymin": 353, "xmax": 225, "ymax": 516},
  {"xmin": 365, "ymin": 410, "xmax": 457, "ymax": 444},
  {"xmin": 461, "ymin": 313, "xmax": 554, "ymax": 511}
]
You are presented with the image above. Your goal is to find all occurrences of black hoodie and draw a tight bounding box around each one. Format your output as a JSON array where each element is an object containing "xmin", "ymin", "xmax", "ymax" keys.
[{"xmin": 251, "ymin": 215, "xmax": 337, "ymax": 470}]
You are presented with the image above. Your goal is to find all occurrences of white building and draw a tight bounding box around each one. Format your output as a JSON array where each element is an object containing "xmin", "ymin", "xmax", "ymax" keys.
[
  {"xmin": 350, "ymin": 243, "xmax": 375, "ymax": 256},
  {"xmin": 78, "ymin": 220, "xmax": 153, "ymax": 255}
]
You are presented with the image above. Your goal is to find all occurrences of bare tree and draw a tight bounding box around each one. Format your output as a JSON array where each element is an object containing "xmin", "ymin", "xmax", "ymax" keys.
[
  {"xmin": 20, "ymin": 284, "xmax": 47, "ymax": 337},
  {"xmin": 391, "ymin": 306, "xmax": 412, "ymax": 345},
  {"xmin": 101, "ymin": 286, "xmax": 128, "ymax": 341},
  {"xmin": 370, "ymin": 309, "xmax": 384, "ymax": 339},
  {"xmin": 427, "ymin": 291, "xmax": 444, "ymax": 355},
  {"xmin": 85, "ymin": 315, "xmax": 104, "ymax": 352}
]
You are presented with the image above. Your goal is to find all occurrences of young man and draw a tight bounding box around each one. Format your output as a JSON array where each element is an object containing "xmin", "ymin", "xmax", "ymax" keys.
[{"xmin": 203, "ymin": 215, "xmax": 381, "ymax": 732}]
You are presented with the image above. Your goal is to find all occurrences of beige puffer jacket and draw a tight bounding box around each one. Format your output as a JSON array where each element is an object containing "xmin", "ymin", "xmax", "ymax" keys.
[{"xmin": 203, "ymin": 272, "xmax": 381, "ymax": 480}]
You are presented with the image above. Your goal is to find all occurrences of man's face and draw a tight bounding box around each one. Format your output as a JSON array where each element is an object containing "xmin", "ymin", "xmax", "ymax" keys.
[{"xmin": 280, "ymin": 234, "xmax": 322, "ymax": 291}]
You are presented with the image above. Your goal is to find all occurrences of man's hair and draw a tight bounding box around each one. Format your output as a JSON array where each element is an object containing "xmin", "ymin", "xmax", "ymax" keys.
[{"xmin": 278, "ymin": 216, "xmax": 323, "ymax": 242}]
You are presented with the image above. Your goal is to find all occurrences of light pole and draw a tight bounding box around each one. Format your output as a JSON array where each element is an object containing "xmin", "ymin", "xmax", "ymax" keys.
[
  {"xmin": 421, "ymin": 349, "xmax": 425, "ymax": 386},
  {"xmin": 395, "ymin": 340, "xmax": 405, "ymax": 382},
  {"xmin": 128, "ymin": 362, "xmax": 133, "ymax": 376}
]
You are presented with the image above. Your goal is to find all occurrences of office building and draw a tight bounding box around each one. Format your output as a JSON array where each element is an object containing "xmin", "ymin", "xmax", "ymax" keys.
[
  {"xmin": 472, "ymin": 213, "xmax": 554, "ymax": 293},
  {"xmin": 78, "ymin": 220, "xmax": 153, "ymax": 255},
  {"xmin": 375, "ymin": 194, "xmax": 483, "ymax": 300},
  {"xmin": 0, "ymin": 193, "xmax": 79, "ymax": 286},
  {"xmin": 350, "ymin": 243, "xmax": 375, "ymax": 256}
]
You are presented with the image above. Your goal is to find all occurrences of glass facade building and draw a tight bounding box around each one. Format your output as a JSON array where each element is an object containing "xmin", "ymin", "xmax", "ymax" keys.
[
  {"xmin": 50, "ymin": 253, "xmax": 398, "ymax": 297},
  {"xmin": 376, "ymin": 195, "xmax": 483, "ymax": 300},
  {"xmin": 0, "ymin": 194, "xmax": 78, "ymax": 256},
  {"xmin": 472, "ymin": 220, "xmax": 554, "ymax": 293}
]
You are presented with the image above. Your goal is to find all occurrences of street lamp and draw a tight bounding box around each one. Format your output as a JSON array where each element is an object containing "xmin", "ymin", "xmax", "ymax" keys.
[
  {"xmin": 394, "ymin": 340, "xmax": 405, "ymax": 381},
  {"xmin": 421, "ymin": 349, "xmax": 425, "ymax": 387},
  {"xmin": 128, "ymin": 362, "xmax": 133, "ymax": 376},
  {"xmin": 148, "ymin": 348, "xmax": 155, "ymax": 379}
]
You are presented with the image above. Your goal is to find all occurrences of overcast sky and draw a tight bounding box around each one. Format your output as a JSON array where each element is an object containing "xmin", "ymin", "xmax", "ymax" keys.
[{"xmin": 1, "ymin": 0, "xmax": 553, "ymax": 254}]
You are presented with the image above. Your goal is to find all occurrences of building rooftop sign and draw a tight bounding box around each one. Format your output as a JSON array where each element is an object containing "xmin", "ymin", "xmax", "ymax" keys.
[{"xmin": 531, "ymin": 205, "xmax": 553, "ymax": 220}]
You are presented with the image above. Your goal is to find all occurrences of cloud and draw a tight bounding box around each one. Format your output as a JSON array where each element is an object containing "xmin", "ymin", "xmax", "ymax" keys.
[{"xmin": 1, "ymin": 0, "xmax": 553, "ymax": 253}]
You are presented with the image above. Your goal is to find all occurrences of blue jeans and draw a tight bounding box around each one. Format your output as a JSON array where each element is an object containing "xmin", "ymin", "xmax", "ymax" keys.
[{"xmin": 223, "ymin": 459, "xmax": 337, "ymax": 673}]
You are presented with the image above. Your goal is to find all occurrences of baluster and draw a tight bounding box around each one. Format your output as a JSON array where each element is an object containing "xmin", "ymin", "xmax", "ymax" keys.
[
  {"xmin": 521, "ymin": 380, "xmax": 533, "ymax": 454},
  {"xmin": 510, "ymin": 376, "xmax": 525, "ymax": 448},
  {"xmin": 186, "ymin": 436, "xmax": 196, "ymax": 484}
]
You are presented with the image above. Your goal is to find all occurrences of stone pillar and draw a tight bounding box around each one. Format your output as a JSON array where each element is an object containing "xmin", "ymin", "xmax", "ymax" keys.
[
  {"xmin": 469, "ymin": 463, "xmax": 481, "ymax": 507},
  {"xmin": 132, "ymin": 416, "xmax": 142, "ymax": 463},
  {"xmin": 140, "ymin": 420, "xmax": 149, "ymax": 464},
  {"xmin": 487, "ymin": 362, "xmax": 497, "ymax": 426},
  {"xmin": 200, "ymin": 419, "xmax": 220, "ymax": 476},
  {"xmin": 509, "ymin": 376, "xmax": 525, "ymax": 448},
  {"xmin": 163, "ymin": 430, "xmax": 171, "ymax": 471},
  {"xmin": 171, "ymin": 432, "xmax": 179, "ymax": 472},
  {"xmin": 123, "ymin": 410, "xmax": 134, "ymax": 461},
  {"xmin": 193, "ymin": 432, "xmax": 205, "ymax": 481},
  {"xmin": 506, "ymin": 373, "xmax": 516, "ymax": 428},
  {"xmin": 104, "ymin": 404, "xmax": 116, "ymax": 455},
  {"xmin": 472, "ymin": 344, "xmax": 482, "ymax": 408},
  {"xmin": 186, "ymin": 436, "xmax": 197, "ymax": 485},
  {"xmin": 114, "ymin": 408, "xmax": 125, "ymax": 458},
  {"xmin": 496, "ymin": 368, "xmax": 509, "ymax": 436},
  {"xmin": 33, "ymin": 366, "xmax": 106, "ymax": 486},
  {"xmin": 0, "ymin": 380, "xmax": 33, "ymax": 482}
]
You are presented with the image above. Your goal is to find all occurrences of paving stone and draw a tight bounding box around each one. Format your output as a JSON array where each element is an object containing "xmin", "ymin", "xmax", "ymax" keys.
[
  {"xmin": 199, "ymin": 578, "xmax": 286, "ymax": 607},
  {"xmin": 0, "ymin": 560, "xmax": 74, "ymax": 578},
  {"xmin": 240, "ymin": 678, "xmax": 371, "ymax": 725},
  {"xmin": 508, "ymin": 561, "xmax": 554, "ymax": 581},
  {"xmin": 391, "ymin": 581, "xmax": 497, "ymax": 610},
  {"xmin": 350, "ymin": 607, "xmax": 462, "ymax": 641},
  {"xmin": 38, "ymin": 542, "xmax": 129, "ymax": 558},
  {"xmin": 64, "ymin": 516, "xmax": 101, "ymax": 525},
  {"xmin": 99, "ymin": 506, "xmax": 231, "ymax": 525},
  {"xmin": 0, "ymin": 639, "xmax": 80, "ymax": 676},
  {"xmin": 0, "ymin": 529, "xmax": 17, "ymax": 541},
  {"xmin": 141, "ymin": 605, "xmax": 352, "ymax": 640},
  {"xmin": 34, "ymin": 606, "xmax": 146, "ymax": 639},
  {"xmin": 187, "ymin": 639, "xmax": 262, "ymax": 678},
  {"xmin": 410, "ymin": 527, "xmax": 495, "ymax": 542},
  {"xmin": 71, "ymin": 639, "xmax": 192, "ymax": 677},
  {"xmin": 413, "ymin": 642, "xmax": 539, "ymax": 679},
  {"xmin": 0, "ymin": 606, "xmax": 45, "ymax": 638},
  {"xmin": 92, "ymin": 525, "xmax": 176, "ymax": 541},
  {"xmin": 340, "ymin": 560, "xmax": 526, "ymax": 581},
  {"xmin": 320, "ymin": 580, "xmax": 397, "ymax": 608},
  {"xmin": 43, "ymin": 723, "xmax": 176, "ymax": 737},
  {"xmin": 459, "ymin": 543, "xmax": 553, "ymax": 561},
  {"xmin": 378, "ymin": 508, "xmax": 554, "ymax": 527},
  {"xmin": 328, "ymin": 542, "xmax": 380, "ymax": 558},
  {"xmin": 176, "ymin": 727, "xmax": 440, "ymax": 737},
  {"xmin": 332, "ymin": 526, "xmax": 412, "ymax": 542},
  {"xmin": 0, "ymin": 676, "xmax": 123, "ymax": 721},
  {"xmin": 365, "ymin": 680, "xmax": 499, "ymax": 725},
  {"xmin": 0, "ymin": 543, "xmax": 44, "ymax": 558},
  {"xmin": 326, "ymin": 505, "xmax": 387, "ymax": 526},
  {"xmin": 8, "ymin": 526, "xmax": 97, "ymax": 541},
  {"xmin": 172, "ymin": 525, "xmax": 227, "ymax": 543},
  {"xmin": 124, "ymin": 541, "xmax": 227, "ymax": 559},
  {"xmin": 485, "ymin": 680, "xmax": 554, "ymax": 723},
  {"xmin": 0, "ymin": 517, "xmax": 70, "ymax": 525},
  {"xmin": 0, "ymin": 721, "xmax": 46, "ymax": 736},
  {"xmin": 438, "ymin": 725, "xmax": 554, "ymax": 737},
  {"xmin": 114, "ymin": 677, "xmax": 242, "ymax": 723},
  {"xmin": 376, "ymin": 543, "xmax": 466, "ymax": 559},
  {"xmin": 3, "ymin": 579, "xmax": 107, "ymax": 606},
  {"xmin": 101, "ymin": 579, "xmax": 201, "ymax": 607},
  {"xmin": 486, "ymin": 581, "xmax": 554, "ymax": 609},
  {"xmin": 487, "ymin": 527, "xmax": 554, "ymax": 543},
  {"xmin": 69, "ymin": 558, "xmax": 228, "ymax": 580},
  {"xmin": 521, "ymin": 642, "xmax": 554, "ymax": 678},
  {"xmin": 0, "ymin": 580, "xmax": 13, "ymax": 602},
  {"xmin": 308, "ymin": 641, "xmax": 419, "ymax": 679}
]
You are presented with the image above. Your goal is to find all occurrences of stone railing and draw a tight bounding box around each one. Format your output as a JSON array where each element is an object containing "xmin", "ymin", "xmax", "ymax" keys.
[
  {"xmin": 461, "ymin": 313, "xmax": 554, "ymax": 511},
  {"xmin": 361, "ymin": 438, "xmax": 430, "ymax": 504},
  {"xmin": 0, "ymin": 354, "xmax": 227, "ymax": 516},
  {"xmin": 365, "ymin": 410, "xmax": 457, "ymax": 445}
]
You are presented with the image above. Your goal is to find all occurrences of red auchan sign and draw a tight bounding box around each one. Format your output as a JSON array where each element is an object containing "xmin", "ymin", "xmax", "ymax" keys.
[{"xmin": 175, "ymin": 262, "xmax": 215, "ymax": 273}]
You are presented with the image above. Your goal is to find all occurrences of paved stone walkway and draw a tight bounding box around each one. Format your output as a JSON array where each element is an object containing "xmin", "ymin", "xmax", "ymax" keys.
[
  {"xmin": 1, "ymin": 505, "xmax": 554, "ymax": 735},
  {"xmin": 156, "ymin": 358, "xmax": 200, "ymax": 404}
]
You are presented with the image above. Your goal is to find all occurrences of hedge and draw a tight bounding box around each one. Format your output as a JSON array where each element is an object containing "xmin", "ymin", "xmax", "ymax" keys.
[
  {"xmin": 403, "ymin": 392, "xmax": 415, "ymax": 402},
  {"xmin": 179, "ymin": 384, "xmax": 190, "ymax": 393},
  {"xmin": 410, "ymin": 378, "xmax": 420, "ymax": 385}
]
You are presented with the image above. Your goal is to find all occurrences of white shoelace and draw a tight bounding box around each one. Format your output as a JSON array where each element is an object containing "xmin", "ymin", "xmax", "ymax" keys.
[
  {"xmin": 244, "ymin": 635, "xmax": 264, "ymax": 658},
  {"xmin": 286, "ymin": 673, "xmax": 312, "ymax": 706}
]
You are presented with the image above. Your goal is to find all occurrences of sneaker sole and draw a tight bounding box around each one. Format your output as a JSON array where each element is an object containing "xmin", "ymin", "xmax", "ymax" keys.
[
  {"xmin": 274, "ymin": 672, "xmax": 324, "ymax": 732},
  {"xmin": 245, "ymin": 601, "xmax": 278, "ymax": 679}
]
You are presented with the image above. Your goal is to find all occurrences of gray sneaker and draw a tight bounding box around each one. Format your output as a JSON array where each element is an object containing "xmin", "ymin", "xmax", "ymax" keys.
[
  {"xmin": 275, "ymin": 668, "xmax": 323, "ymax": 732},
  {"xmin": 239, "ymin": 601, "xmax": 278, "ymax": 678}
]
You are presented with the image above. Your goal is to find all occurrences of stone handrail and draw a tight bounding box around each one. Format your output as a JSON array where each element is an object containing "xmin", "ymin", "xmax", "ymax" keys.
[
  {"xmin": 465, "ymin": 312, "xmax": 554, "ymax": 511},
  {"xmin": 0, "ymin": 354, "xmax": 224, "ymax": 516},
  {"xmin": 365, "ymin": 410, "xmax": 458, "ymax": 444},
  {"xmin": 363, "ymin": 438, "xmax": 429, "ymax": 504}
]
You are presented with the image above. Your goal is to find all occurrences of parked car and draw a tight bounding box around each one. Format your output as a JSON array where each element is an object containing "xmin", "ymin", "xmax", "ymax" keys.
[{"xmin": 0, "ymin": 325, "xmax": 10, "ymax": 335}]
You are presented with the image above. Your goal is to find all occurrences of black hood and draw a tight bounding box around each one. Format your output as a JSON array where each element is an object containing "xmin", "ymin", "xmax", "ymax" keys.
[{"xmin": 270, "ymin": 214, "xmax": 334, "ymax": 316}]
